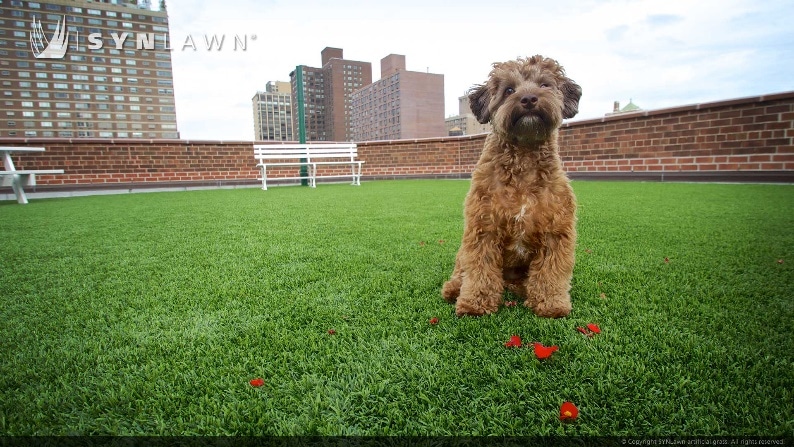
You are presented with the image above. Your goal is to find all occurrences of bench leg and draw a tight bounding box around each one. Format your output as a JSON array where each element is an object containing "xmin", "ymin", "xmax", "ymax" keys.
[
  {"xmin": 10, "ymin": 174, "xmax": 31, "ymax": 204},
  {"xmin": 353, "ymin": 163, "xmax": 361, "ymax": 186},
  {"xmin": 260, "ymin": 166, "xmax": 267, "ymax": 191}
]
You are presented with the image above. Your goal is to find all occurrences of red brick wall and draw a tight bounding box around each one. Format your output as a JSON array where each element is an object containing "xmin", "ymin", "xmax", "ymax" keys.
[
  {"xmin": 558, "ymin": 91, "xmax": 794, "ymax": 175},
  {"xmin": 356, "ymin": 134, "xmax": 483, "ymax": 178},
  {"xmin": 3, "ymin": 140, "xmax": 259, "ymax": 188},
  {"xmin": 2, "ymin": 91, "xmax": 792, "ymax": 192}
]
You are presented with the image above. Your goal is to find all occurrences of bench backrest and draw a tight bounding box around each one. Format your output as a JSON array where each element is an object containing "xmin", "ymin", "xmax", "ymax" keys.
[{"xmin": 254, "ymin": 143, "xmax": 358, "ymax": 161}]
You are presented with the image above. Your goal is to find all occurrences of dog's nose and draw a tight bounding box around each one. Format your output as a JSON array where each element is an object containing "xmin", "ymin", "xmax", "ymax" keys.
[{"xmin": 520, "ymin": 94, "xmax": 539, "ymax": 108}]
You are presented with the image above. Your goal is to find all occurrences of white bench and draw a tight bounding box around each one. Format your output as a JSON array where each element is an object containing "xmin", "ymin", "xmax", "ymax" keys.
[
  {"xmin": 253, "ymin": 143, "xmax": 364, "ymax": 190},
  {"xmin": 1, "ymin": 147, "xmax": 64, "ymax": 204}
]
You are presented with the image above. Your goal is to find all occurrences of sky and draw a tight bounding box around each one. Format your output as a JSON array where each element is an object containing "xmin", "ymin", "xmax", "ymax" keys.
[{"xmin": 161, "ymin": 0, "xmax": 794, "ymax": 141}]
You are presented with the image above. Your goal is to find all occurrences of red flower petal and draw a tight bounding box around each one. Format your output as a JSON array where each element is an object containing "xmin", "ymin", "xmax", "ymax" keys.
[
  {"xmin": 533, "ymin": 342, "xmax": 558, "ymax": 359},
  {"xmin": 249, "ymin": 378, "xmax": 265, "ymax": 387},
  {"xmin": 586, "ymin": 323, "xmax": 601, "ymax": 334},
  {"xmin": 429, "ymin": 317, "xmax": 439, "ymax": 325},
  {"xmin": 327, "ymin": 329, "xmax": 336, "ymax": 335},
  {"xmin": 560, "ymin": 401, "xmax": 578, "ymax": 421},
  {"xmin": 438, "ymin": 240, "xmax": 445, "ymax": 244},
  {"xmin": 504, "ymin": 335, "xmax": 522, "ymax": 348},
  {"xmin": 576, "ymin": 326, "xmax": 592, "ymax": 337},
  {"xmin": 505, "ymin": 300, "xmax": 517, "ymax": 307},
  {"xmin": 664, "ymin": 257, "xmax": 670, "ymax": 263}
]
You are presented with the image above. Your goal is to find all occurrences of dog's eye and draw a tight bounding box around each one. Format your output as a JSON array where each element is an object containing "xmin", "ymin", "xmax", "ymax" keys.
[
  {"xmin": 540, "ymin": 83, "xmax": 551, "ymax": 89},
  {"xmin": 504, "ymin": 87, "xmax": 515, "ymax": 96}
]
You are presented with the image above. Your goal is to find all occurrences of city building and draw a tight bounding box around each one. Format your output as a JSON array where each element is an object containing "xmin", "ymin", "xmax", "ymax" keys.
[
  {"xmin": 0, "ymin": 0, "xmax": 179, "ymax": 139},
  {"xmin": 289, "ymin": 47, "xmax": 371, "ymax": 141},
  {"xmin": 607, "ymin": 99, "xmax": 643, "ymax": 116},
  {"xmin": 444, "ymin": 93, "xmax": 491, "ymax": 136},
  {"xmin": 288, "ymin": 65, "xmax": 324, "ymax": 141},
  {"xmin": 351, "ymin": 54, "xmax": 445, "ymax": 141},
  {"xmin": 252, "ymin": 81, "xmax": 293, "ymax": 141}
]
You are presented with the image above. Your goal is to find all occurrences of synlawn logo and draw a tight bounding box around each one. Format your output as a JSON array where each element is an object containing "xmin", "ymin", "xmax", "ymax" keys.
[
  {"xmin": 29, "ymin": 15, "xmax": 255, "ymax": 59},
  {"xmin": 30, "ymin": 16, "xmax": 69, "ymax": 59}
]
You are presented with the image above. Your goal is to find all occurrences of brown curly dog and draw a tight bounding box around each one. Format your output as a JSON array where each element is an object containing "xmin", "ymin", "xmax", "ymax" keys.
[{"xmin": 442, "ymin": 55, "xmax": 582, "ymax": 317}]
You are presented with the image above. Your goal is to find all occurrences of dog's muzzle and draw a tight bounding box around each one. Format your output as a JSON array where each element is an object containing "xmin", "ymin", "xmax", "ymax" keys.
[{"xmin": 511, "ymin": 109, "xmax": 546, "ymax": 128}]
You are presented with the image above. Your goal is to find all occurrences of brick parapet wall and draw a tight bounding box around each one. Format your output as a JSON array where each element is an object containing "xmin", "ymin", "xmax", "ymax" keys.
[
  {"xmin": 355, "ymin": 133, "xmax": 483, "ymax": 179},
  {"xmin": 2, "ymin": 139, "xmax": 260, "ymax": 188},
  {"xmin": 2, "ymin": 91, "xmax": 792, "ymax": 193},
  {"xmin": 558, "ymin": 91, "xmax": 794, "ymax": 175}
]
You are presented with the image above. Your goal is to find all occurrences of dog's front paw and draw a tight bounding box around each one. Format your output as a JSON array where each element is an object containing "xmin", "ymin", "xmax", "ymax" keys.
[
  {"xmin": 455, "ymin": 296, "xmax": 499, "ymax": 317},
  {"xmin": 530, "ymin": 295, "xmax": 572, "ymax": 318},
  {"xmin": 441, "ymin": 279, "xmax": 461, "ymax": 303}
]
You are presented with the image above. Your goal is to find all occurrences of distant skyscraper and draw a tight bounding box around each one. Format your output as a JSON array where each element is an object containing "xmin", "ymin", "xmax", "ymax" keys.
[
  {"xmin": 0, "ymin": 0, "xmax": 178, "ymax": 139},
  {"xmin": 290, "ymin": 47, "xmax": 372, "ymax": 141},
  {"xmin": 252, "ymin": 81, "xmax": 293, "ymax": 141},
  {"xmin": 352, "ymin": 54, "xmax": 445, "ymax": 141}
]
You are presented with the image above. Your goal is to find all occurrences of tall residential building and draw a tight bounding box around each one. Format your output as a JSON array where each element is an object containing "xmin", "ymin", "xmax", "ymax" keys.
[
  {"xmin": 445, "ymin": 94, "xmax": 492, "ymax": 136},
  {"xmin": 252, "ymin": 81, "xmax": 293, "ymax": 141},
  {"xmin": 289, "ymin": 47, "xmax": 371, "ymax": 141},
  {"xmin": 289, "ymin": 65, "xmax": 325, "ymax": 141},
  {"xmin": 0, "ymin": 0, "xmax": 179, "ymax": 139},
  {"xmin": 351, "ymin": 54, "xmax": 445, "ymax": 141}
]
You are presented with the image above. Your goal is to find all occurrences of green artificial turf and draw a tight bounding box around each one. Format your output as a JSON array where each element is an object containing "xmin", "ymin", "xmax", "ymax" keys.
[{"xmin": 0, "ymin": 180, "xmax": 792, "ymax": 436}]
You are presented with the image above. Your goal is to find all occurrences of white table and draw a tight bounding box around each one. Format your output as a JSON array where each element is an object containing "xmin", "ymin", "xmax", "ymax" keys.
[{"xmin": 1, "ymin": 147, "xmax": 64, "ymax": 204}]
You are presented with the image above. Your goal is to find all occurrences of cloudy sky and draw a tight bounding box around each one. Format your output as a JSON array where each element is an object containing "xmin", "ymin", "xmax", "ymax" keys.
[{"xmin": 162, "ymin": 0, "xmax": 794, "ymax": 141}]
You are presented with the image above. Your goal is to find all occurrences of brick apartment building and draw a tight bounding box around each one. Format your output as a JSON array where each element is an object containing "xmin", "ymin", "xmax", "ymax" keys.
[
  {"xmin": 351, "ymin": 54, "xmax": 445, "ymax": 141},
  {"xmin": 0, "ymin": 0, "xmax": 179, "ymax": 139},
  {"xmin": 289, "ymin": 47, "xmax": 371, "ymax": 141}
]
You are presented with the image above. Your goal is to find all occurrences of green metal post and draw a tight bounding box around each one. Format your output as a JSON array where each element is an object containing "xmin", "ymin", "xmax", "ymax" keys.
[{"xmin": 295, "ymin": 66, "xmax": 308, "ymax": 186}]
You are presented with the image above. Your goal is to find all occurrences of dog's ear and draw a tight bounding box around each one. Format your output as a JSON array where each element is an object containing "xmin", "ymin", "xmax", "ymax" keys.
[
  {"xmin": 468, "ymin": 84, "xmax": 492, "ymax": 124},
  {"xmin": 560, "ymin": 78, "xmax": 582, "ymax": 119}
]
